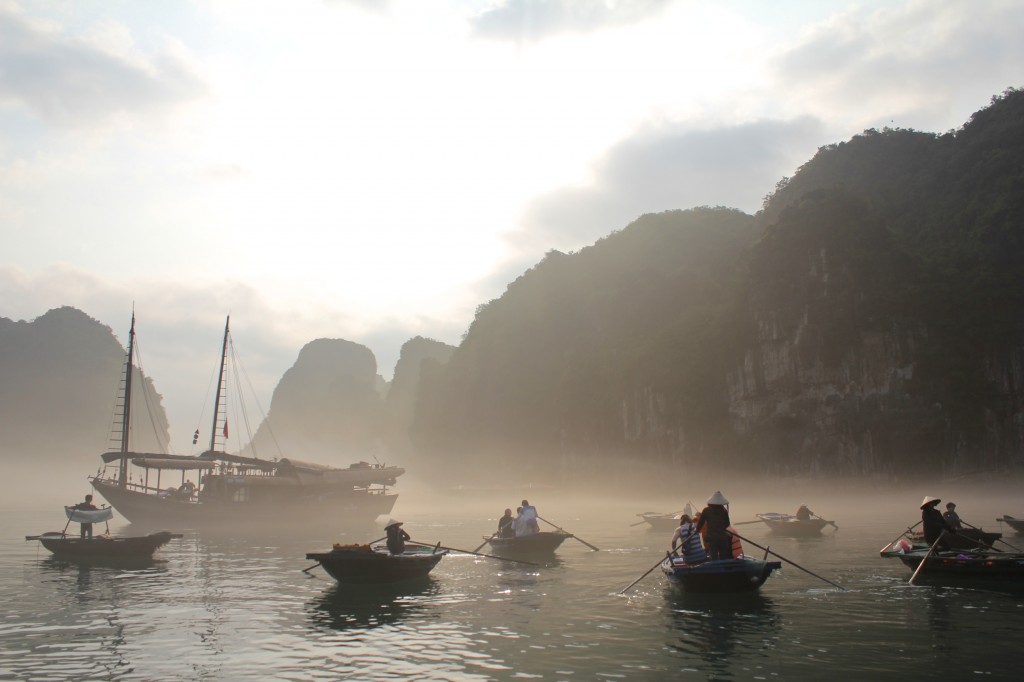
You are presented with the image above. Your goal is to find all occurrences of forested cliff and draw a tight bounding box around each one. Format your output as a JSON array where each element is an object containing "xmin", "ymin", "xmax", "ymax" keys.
[{"xmin": 411, "ymin": 89, "xmax": 1024, "ymax": 481}]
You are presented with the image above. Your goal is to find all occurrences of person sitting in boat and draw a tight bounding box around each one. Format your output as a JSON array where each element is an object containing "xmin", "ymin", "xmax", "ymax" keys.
[
  {"xmin": 497, "ymin": 508, "xmax": 516, "ymax": 538},
  {"xmin": 72, "ymin": 494, "xmax": 99, "ymax": 539},
  {"xmin": 385, "ymin": 519, "xmax": 410, "ymax": 555},
  {"xmin": 695, "ymin": 491, "xmax": 732, "ymax": 561},
  {"xmin": 796, "ymin": 505, "xmax": 813, "ymax": 521},
  {"xmin": 921, "ymin": 496, "xmax": 954, "ymax": 550},
  {"xmin": 943, "ymin": 502, "xmax": 964, "ymax": 530},
  {"xmin": 515, "ymin": 499, "xmax": 539, "ymax": 536},
  {"xmin": 671, "ymin": 514, "xmax": 707, "ymax": 564}
]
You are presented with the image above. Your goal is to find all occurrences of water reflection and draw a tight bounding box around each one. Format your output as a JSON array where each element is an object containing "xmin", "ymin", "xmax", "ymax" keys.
[
  {"xmin": 307, "ymin": 579, "xmax": 440, "ymax": 631},
  {"xmin": 665, "ymin": 589, "xmax": 780, "ymax": 680}
]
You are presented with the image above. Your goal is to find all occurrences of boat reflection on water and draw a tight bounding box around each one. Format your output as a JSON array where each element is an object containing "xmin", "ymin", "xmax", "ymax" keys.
[
  {"xmin": 307, "ymin": 580, "xmax": 441, "ymax": 631},
  {"xmin": 664, "ymin": 589, "xmax": 780, "ymax": 677}
]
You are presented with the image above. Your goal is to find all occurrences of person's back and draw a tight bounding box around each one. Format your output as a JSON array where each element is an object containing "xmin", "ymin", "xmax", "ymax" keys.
[
  {"xmin": 385, "ymin": 520, "xmax": 410, "ymax": 555},
  {"xmin": 497, "ymin": 509, "xmax": 515, "ymax": 538},
  {"xmin": 72, "ymin": 494, "xmax": 99, "ymax": 539},
  {"xmin": 796, "ymin": 505, "xmax": 811, "ymax": 521},
  {"xmin": 516, "ymin": 499, "xmax": 539, "ymax": 536},
  {"xmin": 696, "ymin": 491, "xmax": 732, "ymax": 561},
  {"xmin": 672, "ymin": 516, "xmax": 706, "ymax": 564}
]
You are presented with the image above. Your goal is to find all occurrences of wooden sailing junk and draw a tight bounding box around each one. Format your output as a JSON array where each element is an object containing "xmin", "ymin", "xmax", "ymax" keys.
[{"xmin": 89, "ymin": 314, "xmax": 404, "ymax": 529}]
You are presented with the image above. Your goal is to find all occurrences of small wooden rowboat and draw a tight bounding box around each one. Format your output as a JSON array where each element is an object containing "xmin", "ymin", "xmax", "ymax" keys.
[
  {"xmin": 881, "ymin": 540, "xmax": 1024, "ymax": 589},
  {"xmin": 755, "ymin": 513, "xmax": 836, "ymax": 537},
  {"xmin": 636, "ymin": 512, "xmax": 683, "ymax": 532},
  {"xmin": 485, "ymin": 531, "xmax": 571, "ymax": 554},
  {"xmin": 997, "ymin": 515, "xmax": 1024, "ymax": 533},
  {"xmin": 306, "ymin": 544, "xmax": 447, "ymax": 584},
  {"xmin": 910, "ymin": 527, "xmax": 1002, "ymax": 551},
  {"xmin": 27, "ymin": 531, "xmax": 182, "ymax": 560},
  {"xmin": 661, "ymin": 556, "xmax": 782, "ymax": 593}
]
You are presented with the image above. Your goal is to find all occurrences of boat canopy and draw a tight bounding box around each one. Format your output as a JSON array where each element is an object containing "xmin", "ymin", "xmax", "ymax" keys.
[
  {"xmin": 64, "ymin": 506, "xmax": 114, "ymax": 523},
  {"xmin": 131, "ymin": 457, "xmax": 217, "ymax": 470}
]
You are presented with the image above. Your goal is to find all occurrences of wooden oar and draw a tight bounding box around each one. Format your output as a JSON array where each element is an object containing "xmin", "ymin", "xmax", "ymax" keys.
[
  {"xmin": 619, "ymin": 549, "xmax": 678, "ymax": 595},
  {"xmin": 961, "ymin": 520, "xmax": 1023, "ymax": 552},
  {"xmin": 406, "ymin": 540, "xmax": 540, "ymax": 566},
  {"xmin": 728, "ymin": 529, "xmax": 846, "ymax": 590},
  {"xmin": 879, "ymin": 521, "xmax": 922, "ymax": 553},
  {"xmin": 538, "ymin": 515, "xmax": 599, "ymax": 551},
  {"xmin": 473, "ymin": 534, "xmax": 496, "ymax": 552},
  {"xmin": 302, "ymin": 535, "xmax": 388, "ymax": 574},
  {"xmin": 909, "ymin": 532, "xmax": 946, "ymax": 585},
  {"xmin": 812, "ymin": 513, "xmax": 839, "ymax": 530}
]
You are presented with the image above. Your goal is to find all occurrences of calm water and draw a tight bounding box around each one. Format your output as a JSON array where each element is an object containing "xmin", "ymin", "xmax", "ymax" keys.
[{"xmin": 3, "ymin": 490, "xmax": 1024, "ymax": 681}]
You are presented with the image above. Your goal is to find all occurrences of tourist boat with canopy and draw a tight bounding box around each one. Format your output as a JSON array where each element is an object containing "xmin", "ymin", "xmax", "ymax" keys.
[
  {"xmin": 661, "ymin": 554, "xmax": 783, "ymax": 593},
  {"xmin": 305, "ymin": 543, "xmax": 447, "ymax": 584},
  {"xmin": 26, "ymin": 505, "xmax": 181, "ymax": 561},
  {"xmin": 89, "ymin": 313, "xmax": 404, "ymax": 529}
]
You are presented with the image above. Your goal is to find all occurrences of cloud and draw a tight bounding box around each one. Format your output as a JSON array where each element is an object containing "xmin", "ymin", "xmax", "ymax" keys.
[
  {"xmin": 504, "ymin": 116, "xmax": 825, "ymax": 256},
  {"xmin": 0, "ymin": 4, "xmax": 207, "ymax": 128},
  {"xmin": 770, "ymin": 0, "xmax": 1024, "ymax": 131},
  {"xmin": 470, "ymin": 0, "xmax": 674, "ymax": 42}
]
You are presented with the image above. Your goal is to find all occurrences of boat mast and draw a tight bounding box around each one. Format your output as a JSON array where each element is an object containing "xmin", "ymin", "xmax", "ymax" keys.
[
  {"xmin": 209, "ymin": 315, "xmax": 230, "ymax": 453},
  {"xmin": 118, "ymin": 312, "xmax": 136, "ymax": 487}
]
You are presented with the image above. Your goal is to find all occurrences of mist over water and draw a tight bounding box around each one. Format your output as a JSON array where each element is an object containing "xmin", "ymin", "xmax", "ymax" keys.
[{"xmin": 5, "ymin": 481, "xmax": 1024, "ymax": 680}]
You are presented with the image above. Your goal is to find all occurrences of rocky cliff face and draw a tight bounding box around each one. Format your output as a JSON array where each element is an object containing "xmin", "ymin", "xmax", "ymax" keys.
[{"xmin": 247, "ymin": 338, "xmax": 386, "ymax": 464}]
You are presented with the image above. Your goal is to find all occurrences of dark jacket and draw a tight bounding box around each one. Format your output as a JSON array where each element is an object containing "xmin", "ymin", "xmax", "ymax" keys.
[
  {"xmin": 696, "ymin": 504, "xmax": 731, "ymax": 535},
  {"xmin": 922, "ymin": 506, "xmax": 953, "ymax": 545}
]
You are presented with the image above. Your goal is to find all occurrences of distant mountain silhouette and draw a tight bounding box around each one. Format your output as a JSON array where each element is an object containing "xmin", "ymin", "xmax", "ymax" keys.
[
  {"xmin": 245, "ymin": 338, "xmax": 386, "ymax": 465},
  {"xmin": 0, "ymin": 306, "xmax": 169, "ymax": 467}
]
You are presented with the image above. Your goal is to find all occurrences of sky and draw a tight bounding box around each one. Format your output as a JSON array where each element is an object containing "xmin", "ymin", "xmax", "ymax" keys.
[{"xmin": 1, "ymin": 0, "xmax": 1022, "ymax": 452}]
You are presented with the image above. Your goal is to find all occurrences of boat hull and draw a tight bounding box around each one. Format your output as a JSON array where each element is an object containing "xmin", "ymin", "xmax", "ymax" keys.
[
  {"xmin": 306, "ymin": 547, "xmax": 446, "ymax": 584},
  {"xmin": 997, "ymin": 515, "xmax": 1024, "ymax": 533},
  {"xmin": 758, "ymin": 516, "xmax": 832, "ymax": 537},
  {"xmin": 882, "ymin": 548, "xmax": 1024, "ymax": 590},
  {"xmin": 91, "ymin": 478, "xmax": 398, "ymax": 529},
  {"xmin": 486, "ymin": 531, "xmax": 570, "ymax": 554},
  {"xmin": 910, "ymin": 528, "xmax": 1002, "ymax": 550},
  {"xmin": 33, "ymin": 531, "xmax": 180, "ymax": 560},
  {"xmin": 661, "ymin": 557, "xmax": 782, "ymax": 593},
  {"xmin": 637, "ymin": 513, "xmax": 681, "ymax": 532}
]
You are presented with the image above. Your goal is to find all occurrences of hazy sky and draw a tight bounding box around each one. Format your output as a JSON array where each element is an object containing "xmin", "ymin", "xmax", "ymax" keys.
[{"xmin": 2, "ymin": 0, "xmax": 1022, "ymax": 452}]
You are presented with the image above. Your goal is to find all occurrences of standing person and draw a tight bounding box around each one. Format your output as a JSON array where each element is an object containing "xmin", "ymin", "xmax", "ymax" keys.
[
  {"xmin": 695, "ymin": 491, "xmax": 732, "ymax": 561},
  {"xmin": 72, "ymin": 494, "xmax": 99, "ymax": 539},
  {"xmin": 920, "ymin": 496, "xmax": 953, "ymax": 550},
  {"xmin": 671, "ymin": 514, "xmax": 707, "ymax": 564},
  {"xmin": 943, "ymin": 502, "xmax": 964, "ymax": 531},
  {"xmin": 385, "ymin": 519, "xmax": 410, "ymax": 555},
  {"xmin": 497, "ymin": 508, "xmax": 515, "ymax": 538},
  {"xmin": 516, "ymin": 499, "xmax": 539, "ymax": 536}
]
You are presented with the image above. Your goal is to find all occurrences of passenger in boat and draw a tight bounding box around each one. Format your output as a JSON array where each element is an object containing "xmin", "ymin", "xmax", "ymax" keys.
[
  {"xmin": 385, "ymin": 519, "xmax": 410, "ymax": 555},
  {"xmin": 795, "ymin": 505, "xmax": 813, "ymax": 521},
  {"xmin": 671, "ymin": 514, "xmax": 707, "ymax": 564},
  {"xmin": 72, "ymin": 494, "xmax": 99, "ymax": 539},
  {"xmin": 920, "ymin": 496, "xmax": 954, "ymax": 550},
  {"xmin": 943, "ymin": 502, "xmax": 964, "ymax": 530},
  {"xmin": 696, "ymin": 491, "xmax": 732, "ymax": 561},
  {"xmin": 515, "ymin": 500, "xmax": 540, "ymax": 536},
  {"xmin": 497, "ymin": 508, "xmax": 516, "ymax": 538}
]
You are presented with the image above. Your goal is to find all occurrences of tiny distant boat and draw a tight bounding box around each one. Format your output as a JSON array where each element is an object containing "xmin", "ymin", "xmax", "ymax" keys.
[
  {"xmin": 661, "ymin": 556, "xmax": 782, "ymax": 593},
  {"xmin": 485, "ymin": 531, "xmax": 571, "ymax": 554},
  {"xmin": 26, "ymin": 505, "xmax": 181, "ymax": 561},
  {"xmin": 755, "ymin": 513, "xmax": 836, "ymax": 537},
  {"xmin": 306, "ymin": 544, "xmax": 447, "ymax": 584},
  {"xmin": 880, "ymin": 539, "xmax": 1024, "ymax": 590},
  {"xmin": 997, "ymin": 515, "xmax": 1024, "ymax": 533},
  {"xmin": 636, "ymin": 512, "xmax": 683, "ymax": 532}
]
